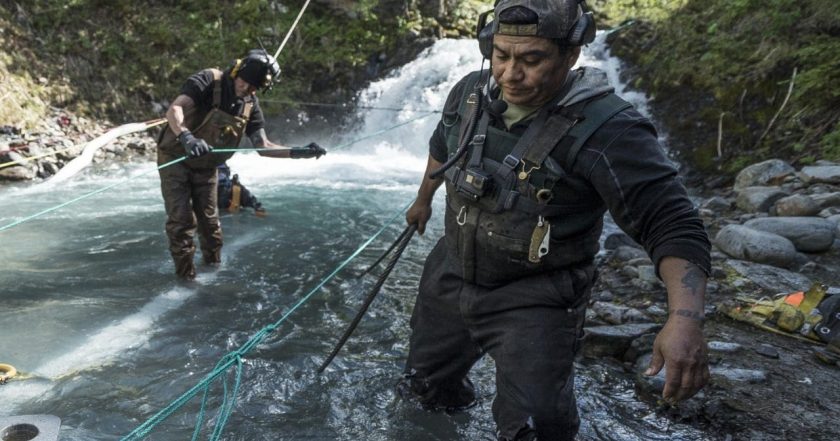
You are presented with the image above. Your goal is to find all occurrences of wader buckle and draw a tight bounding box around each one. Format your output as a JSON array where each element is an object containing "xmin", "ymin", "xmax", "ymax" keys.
[{"xmin": 518, "ymin": 160, "xmax": 541, "ymax": 181}]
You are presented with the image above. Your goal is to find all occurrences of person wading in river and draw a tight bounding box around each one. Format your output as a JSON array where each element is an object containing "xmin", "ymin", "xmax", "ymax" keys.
[
  {"xmin": 399, "ymin": 1, "xmax": 711, "ymax": 439},
  {"xmin": 156, "ymin": 49, "xmax": 326, "ymax": 280},
  {"xmin": 216, "ymin": 162, "xmax": 266, "ymax": 216}
]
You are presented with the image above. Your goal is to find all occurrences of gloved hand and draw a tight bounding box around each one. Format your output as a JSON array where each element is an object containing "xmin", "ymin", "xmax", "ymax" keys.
[
  {"xmin": 178, "ymin": 129, "xmax": 212, "ymax": 158},
  {"xmin": 289, "ymin": 142, "xmax": 327, "ymax": 159}
]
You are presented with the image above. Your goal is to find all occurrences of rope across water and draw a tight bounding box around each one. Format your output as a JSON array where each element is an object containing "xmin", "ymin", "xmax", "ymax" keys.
[
  {"xmin": 0, "ymin": 111, "xmax": 435, "ymax": 234},
  {"xmin": 121, "ymin": 199, "xmax": 412, "ymax": 441}
]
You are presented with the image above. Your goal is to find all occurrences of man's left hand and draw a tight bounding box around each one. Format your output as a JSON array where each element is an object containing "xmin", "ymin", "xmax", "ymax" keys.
[
  {"xmin": 290, "ymin": 142, "xmax": 327, "ymax": 159},
  {"xmin": 645, "ymin": 317, "xmax": 709, "ymax": 404}
]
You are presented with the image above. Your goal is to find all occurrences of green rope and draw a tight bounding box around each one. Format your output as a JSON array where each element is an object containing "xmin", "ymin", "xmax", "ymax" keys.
[
  {"xmin": 121, "ymin": 200, "xmax": 411, "ymax": 441},
  {"xmin": 259, "ymin": 99, "xmax": 441, "ymax": 114},
  {"xmin": 0, "ymin": 156, "xmax": 184, "ymax": 233},
  {"xmin": 0, "ymin": 111, "xmax": 435, "ymax": 234},
  {"xmin": 327, "ymin": 111, "xmax": 437, "ymax": 152}
]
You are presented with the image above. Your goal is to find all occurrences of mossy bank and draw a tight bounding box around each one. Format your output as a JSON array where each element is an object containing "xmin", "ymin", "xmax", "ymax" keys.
[{"xmin": 596, "ymin": 0, "xmax": 840, "ymax": 181}]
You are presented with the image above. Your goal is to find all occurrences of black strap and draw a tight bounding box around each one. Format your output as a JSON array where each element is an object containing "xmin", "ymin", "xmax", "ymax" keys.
[
  {"xmin": 564, "ymin": 94, "xmax": 632, "ymax": 170},
  {"xmin": 210, "ymin": 69, "xmax": 223, "ymax": 109},
  {"xmin": 522, "ymin": 110, "xmax": 578, "ymax": 170},
  {"xmin": 467, "ymin": 112, "xmax": 491, "ymax": 169}
]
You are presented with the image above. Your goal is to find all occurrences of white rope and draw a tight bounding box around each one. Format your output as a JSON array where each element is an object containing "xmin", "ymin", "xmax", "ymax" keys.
[{"xmin": 274, "ymin": 0, "xmax": 313, "ymax": 60}]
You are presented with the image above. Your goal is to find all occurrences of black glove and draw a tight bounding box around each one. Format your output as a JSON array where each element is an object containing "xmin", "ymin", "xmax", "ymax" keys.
[
  {"xmin": 178, "ymin": 129, "xmax": 212, "ymax": 158},
  {"xmin": 290, "ymin": 142, "xmax": 327, "ymax": 159}
]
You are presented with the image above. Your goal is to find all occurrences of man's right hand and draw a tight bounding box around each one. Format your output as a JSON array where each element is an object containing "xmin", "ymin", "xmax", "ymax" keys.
[
  {"xmin": 178, "ymin": 130, "xmax": 212, "ymax": 158},
  {"xmin": 406, "ymin": 200, "xmax": 433, "ymax": 235}
]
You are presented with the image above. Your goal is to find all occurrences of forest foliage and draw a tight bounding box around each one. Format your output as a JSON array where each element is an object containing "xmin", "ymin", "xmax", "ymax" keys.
[
  {"xmin": 2, "ymin": 0, "xmax": 838, "ymax": 176},
  {"xmin": 597, "ymin": 0, "xmax": 840, "ymax": 174}
]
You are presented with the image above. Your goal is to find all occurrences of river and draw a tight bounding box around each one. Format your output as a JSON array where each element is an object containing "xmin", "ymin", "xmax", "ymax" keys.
[{"xmin": 0, "ymin": 36, "xmax": 711, "ymax": 440}]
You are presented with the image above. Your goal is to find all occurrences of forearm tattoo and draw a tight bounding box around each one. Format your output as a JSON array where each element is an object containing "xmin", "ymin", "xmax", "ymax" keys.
[
  {"xmin": 671, "ymin": 309, "xmax": 705, "ymax": 322},
  {"xmin": 680, "ymin": 263, "xmax": 706, "ymax": 297}
]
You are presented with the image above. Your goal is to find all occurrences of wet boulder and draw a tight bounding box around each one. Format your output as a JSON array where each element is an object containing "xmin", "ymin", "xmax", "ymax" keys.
[
  {"xmin": 744, "ymin": 217, "xmax": 835, "ymax": 253},
  {"xmin": 582, "ymin": 323, "xmax": 662, "ymax": 359},
  {"xmin": 734, "ymin": 159, "xmax": 795, "ymax": 191},
  {"xmin": 723, "ymin": 259, "xmax": 812, "ymax": 293},
  {"xmin": 811, "ymin": 192, "xmax": 840, "ymax": 210},
  {"xmin": 772, "ymin": 194, "xmax": 821, "ymax": 217},
  {"xmin": 701, "ymin": 196, "xmax": 733, "ymax": 212},
  {"xmin": 714, "ymin": 225, "xmax": 799, "ymax": 267},
  {"xmin": 735, "ymin": 186, "xmax": 789, "ymax": 212},
  {"xmin": 800, "ymin": 165, "xmax": 840, "ymax": 185},
  {"xmin": 590, "ymin": 302, "xmax": 650, "ymax": 325}
]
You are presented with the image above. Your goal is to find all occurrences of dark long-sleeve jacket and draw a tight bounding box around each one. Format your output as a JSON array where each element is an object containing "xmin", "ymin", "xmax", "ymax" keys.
[{"xmin": 430, "ymin": 68, "xmax": 711, "ymax": 278}]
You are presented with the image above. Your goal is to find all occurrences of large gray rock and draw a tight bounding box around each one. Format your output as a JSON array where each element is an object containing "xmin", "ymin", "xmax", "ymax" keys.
[
  {"xmin": 0, "ymin": 163, "xmax": 37, "ymax": 181},
  {"xmin": 724, "ymin": 259, "xmax": 812, "ymax": 293},
  {"xmin": 810, "ymin": 192, "xmax": 840, "ymax": 209},
  {"xmin": 772, "ymin": 194, "xmax": 821, "ymax": 217},
  {"xmin": 800, "ymin": 165, "xmax": 840, "ymax": 184},
  {"xmin": 582, "ymin": 323, "xmax": 662, "ymax": 359},
  {"xmin": 744, "ymin": 217, "xmax": 836, "ymax": 252},
  {"xmin": 734, "ymin": 159, "xmax": 796, "ymax": 190},
  {"xmin": 715, "ymin": 225, "xmax": 799, "ymax": 267},
  {"xmin": 736, "ymin": 186, "xmax": 789, "ymax": 212},
  {"xmin": 701, "ymin": 196, "xmax": 733, "ymax": 212}
]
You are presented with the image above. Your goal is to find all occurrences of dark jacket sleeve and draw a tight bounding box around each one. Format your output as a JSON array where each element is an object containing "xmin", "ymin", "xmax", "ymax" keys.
[
  {"xmin": 574, "ymin": 108, "xmax": 711, "ymax": 276},
  {"xmin": 179, "ymin": 69, "xmax": 215, "ymax": 109},
  {"xmin": 429, "ymin": 74, "xmax": 474, "ymax": 163}
]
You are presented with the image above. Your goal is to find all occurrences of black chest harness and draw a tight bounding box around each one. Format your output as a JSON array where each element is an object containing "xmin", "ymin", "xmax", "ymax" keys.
[{"xmin": 438, "ymin": 72, "xmax": 631, "ymax": 284}]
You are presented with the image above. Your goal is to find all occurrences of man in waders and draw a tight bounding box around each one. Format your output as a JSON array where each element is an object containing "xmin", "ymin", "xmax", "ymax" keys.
[
  {"xmin": 157, "ymin": 49, "xmax": 326, "ymax": 280},
  {"xmin": 217, "ymin": 163, "xmax": 265, "ymax": 216},
  {"xmin": 400, "ymin": 1, "xmax": 711, "ymax": 439}
]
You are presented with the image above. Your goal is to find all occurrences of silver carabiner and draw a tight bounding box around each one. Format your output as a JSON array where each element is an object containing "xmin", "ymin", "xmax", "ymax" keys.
[{"xmin": 457, "ymin": 205, "xmax": 467, "ymax": 226}]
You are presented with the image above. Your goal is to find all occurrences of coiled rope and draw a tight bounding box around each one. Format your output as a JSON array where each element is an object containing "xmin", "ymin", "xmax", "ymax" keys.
[{"xmin": 120, "ymin": 199, "xmax": 411, "ymax": 441}]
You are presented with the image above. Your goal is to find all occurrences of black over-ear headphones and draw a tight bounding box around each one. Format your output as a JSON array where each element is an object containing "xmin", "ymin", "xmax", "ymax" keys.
[{"xmin": 476, "ymin": 0, "xmax": 596, "ymax": 59}]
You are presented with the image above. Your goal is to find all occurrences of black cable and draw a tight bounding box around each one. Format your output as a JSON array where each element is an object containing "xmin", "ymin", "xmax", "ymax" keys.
[
  {"xmin": 357, "ymin": 224, "xmax": 412, "ymax": 278},
  {"xmin": 317, "ymin": 223, "xmax": 417, "ymax": 373}
]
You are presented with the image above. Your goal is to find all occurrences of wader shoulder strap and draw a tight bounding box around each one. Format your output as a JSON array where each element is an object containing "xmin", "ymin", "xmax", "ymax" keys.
[
  {"xmin": 242, "ymin": 100, "xmax": 254, "ymax": 121},
  {"xmin": 456, "ymin": 72, "xmax": 484, "ymax": 147},
  {"xmin": 209, "ymin": 68, "xmax": 223, "ymax": 109},
  {"xmin": 522, "ymin": 110, "xmax": 578, "ymax": 169},
  {"xmin": 466, "ymin": 111, "xmax": 491, "ymax": 169},
  {"xmin": 563, "ymin": 93, "xmax": 632, "ymax": 170}
]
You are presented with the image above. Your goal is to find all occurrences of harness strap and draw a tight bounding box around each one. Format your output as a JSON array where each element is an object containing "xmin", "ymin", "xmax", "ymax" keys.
[
  {"xmin": 522, "ymin": 105, "xmax": 582, "ymax": 169},
  {"xmin": 210, "ymin": 69, "xmax": 223, "ymax": 109},
  {"xmin": 467, "ymin": 112, "xmax": 491, "ymax": 169},
  {"xmin": 242, "ymin": 100, "xmax": 254, "ymax": 121},
  {"xmin": 564, "ymin": 93, "xmax": 632, "ymax": 170}
]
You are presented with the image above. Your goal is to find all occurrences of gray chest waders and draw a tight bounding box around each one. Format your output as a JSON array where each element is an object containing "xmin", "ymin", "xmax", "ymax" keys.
[
  {"xmin": 157, "ymin": 69, "xmax": 253, "ymax": 169},
  {"xmin": 442, "ymin": 73, "xmax": 632, "ymax": 285}
]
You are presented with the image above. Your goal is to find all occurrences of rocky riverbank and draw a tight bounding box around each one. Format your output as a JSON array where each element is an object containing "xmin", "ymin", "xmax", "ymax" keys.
[
  {"xmin": 0, "ymin": 110, "xmax": 157, "ymax": 181},
  {"xmin": 586, "ymin": 157, "xmax": 840, "ymax": 440}
]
